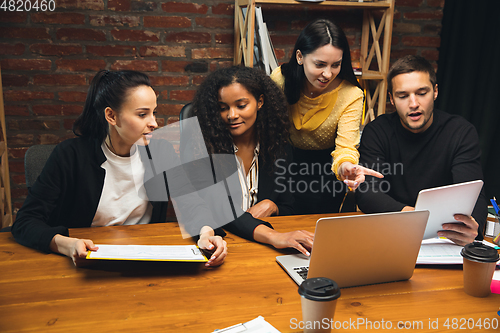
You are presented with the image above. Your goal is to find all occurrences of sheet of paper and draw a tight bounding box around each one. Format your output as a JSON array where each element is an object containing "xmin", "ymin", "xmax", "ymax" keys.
[
  {"xmin": 417, "ymin": 239, "xmax": 499, "ymax": 265},
  {"xmin": 86, "ymin": 244, "xmax": 208, "ymax": 262},
  {"xmin": 212, "ymin": 316, "xmax": 281, "ymax": 333}
]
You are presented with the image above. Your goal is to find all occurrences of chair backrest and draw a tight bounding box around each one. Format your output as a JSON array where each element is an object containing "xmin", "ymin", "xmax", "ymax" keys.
[
  {"xmin": 179, "ymin": 103, "xmax": 193, "ymax": 132},
  {"xmin": 24, "ymin": 144, "xmax": 56, "ymax": 188}
]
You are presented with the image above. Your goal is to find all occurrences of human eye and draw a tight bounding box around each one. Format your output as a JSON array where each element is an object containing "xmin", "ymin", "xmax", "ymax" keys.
[
  {"xmin": 237, "ymin": 103, "xmax": 248, "ymax": 109},
  {"xmin": 332, "ymin": 62, "xmax": 341, "ymax": 68},
  {"xmin": 397, "ymin": 95, "xmax": 408, "ymax": 99}
]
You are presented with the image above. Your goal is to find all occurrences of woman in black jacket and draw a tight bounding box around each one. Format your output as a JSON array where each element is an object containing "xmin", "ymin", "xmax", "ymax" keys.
[{"xmin": 13, "ymin": 70, "xmax": 227, "ymax": 266}]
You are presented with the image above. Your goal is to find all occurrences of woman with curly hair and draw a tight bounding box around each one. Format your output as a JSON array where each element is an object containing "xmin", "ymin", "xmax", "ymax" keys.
[{"xmin": 185, "ymin": 66, "xmax": 313, "ymax": 256}]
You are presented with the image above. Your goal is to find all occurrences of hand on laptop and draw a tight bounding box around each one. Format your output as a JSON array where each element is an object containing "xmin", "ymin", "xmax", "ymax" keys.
[
  {"xmin": 253, "ymin": 225, "xmax": 314, "ymax": 256},
  {"xmin": 438, "ymin": 214, "xmax": 479, "ymax": 246}
]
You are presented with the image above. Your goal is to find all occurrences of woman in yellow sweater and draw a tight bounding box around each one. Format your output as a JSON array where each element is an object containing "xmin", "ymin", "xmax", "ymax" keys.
[{"xmin": 271, "ymin": 19, "xmax": 382, "ymax": 214}]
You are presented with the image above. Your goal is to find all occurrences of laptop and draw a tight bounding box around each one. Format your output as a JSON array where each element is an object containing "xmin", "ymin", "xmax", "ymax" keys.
[
  {"xmin": 276, "ymin": 211, "xmax": 429, "ymax": 288},
  {"xmin": 414, "ymin": 180, "xmax": 483, "ymax": 240}
]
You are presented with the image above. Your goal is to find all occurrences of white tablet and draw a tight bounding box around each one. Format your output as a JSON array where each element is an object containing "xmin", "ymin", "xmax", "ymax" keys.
[{"xmin": 415, "ymin": 180, "xmax": 483, "ymax": 240}]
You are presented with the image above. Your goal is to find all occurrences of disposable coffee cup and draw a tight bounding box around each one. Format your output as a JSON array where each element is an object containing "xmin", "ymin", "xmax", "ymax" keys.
[
  {"xmin": 298, "ymin": 277, "xmax": 341, "ymax": 333},
  {"xmin": 460, "ymin": 242, "xmax": 499, "ymax": 297}
]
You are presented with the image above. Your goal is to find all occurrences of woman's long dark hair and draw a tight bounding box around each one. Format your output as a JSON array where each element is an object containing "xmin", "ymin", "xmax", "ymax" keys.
[
  {"xmin": 73, "ymin": 70, "xmax": 152, "ymax": 143},
  {"xmin": 281, "ymin": 18, "xmax": 361, "ymax": 105},
  {"xmin": 191, "ymin": 66, "xmax": 290, "ymax": 165}
]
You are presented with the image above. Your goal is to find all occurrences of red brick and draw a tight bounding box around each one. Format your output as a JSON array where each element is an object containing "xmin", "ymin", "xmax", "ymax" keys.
[
  {"xmin": 150, "ymin": 76, "xmax": 189, "ymax": 86},
  {"xmin": 34, "ymin": 75, "xmax": 87, "ymax": 86},
  {"xmin": 9, "ymin": 161, "xmax": 25, "ymax": 174},
  {"xmin": 274, "ymin": 49, "xmax": 286, "ymax": 62},
  {"xmin": 217, "ymin": 61, "xmax": 233, "ymax": 69},
  {"xmin": 156, "ymin": 117, "xmax": 166, "ymax": 127},
  {"xmin": 404, "ymin": 11, "xmax": 443, "ymax": 20},
  {"xmin": 31, "ymin": 12, "xmax": 86, "ymax": 25},
  {"xmin": 58, "ymin": 91, "xmax": 88, "ymax": 103},
  {"xmin": 215, "ymin": 33, "xmax": 233, "ymax": 45},
  {"xmin": 393, "ymin": 22, "xmax": 421, "ymax": 34},
  {"xmin": 390, "ymin": 49, "xmax": 418, "ymax": 61},
  {"xmin": 0, "ymin": 12, "xmax": 27, "ymax": 23},
  {"xmin": 111, "ymin": 29, "xmax": 160, "ymax": 42},
  {"xmin": 30, "ymin": 44, "xmax": 83, "ymax": 56},
  {"xmin": 89, "ymin": 15, "xmax": 140, "ymax": 27},
  {"xmin": 270, "ymin": 35, "xmax": 299, "ymax": 46},
  {"xmin": 166, "ymin": 32, "xmax": 210, "ymax": 44},
  {"xmin": 421, "ymin": 49, "xmax": 440, "ymax": 61},
  {"xmin": 161, "ymin": 60, "xmax": 190, "ymax": 72},
  {"xmin": 2, "ymin": 75, "xmax": 29, "ymax": 87},
  {"xmin": 7, "ymin": 134, "xmax": 34, "ymax": 146},
  {"xmin": 108, "ymin": 0, "xmax": 131, "ymax": 11},
  {"xmin": 191, "ymin": 48, "xmax": 233, "ymax": 60},
  {"xmin": 131, "ymin": 1, "xmax": 157, "ymax": 11},
  {"xmin": 4, "ymin": 105, "xmax": 29, "ymax": 117},
  {"xmin": 144, "ymin": 16, "xmax": 191, "ymax": 28},
  {"xmin": 195, "ymin": 17, "xmax": 232, "ymax": 29},
  {"xmin": 423, "ymin": 24, "xmax": 441, "ymax": 35},
  {"xmin": 39, "ymin": 133, "xmax": 73, "ymax": 145},
  {"xmin": 86, "ymin": 45, "xmax": 137, "ymax": 57},
  {"xmin": 12, "ymin": 188, "xmax": 29, "ymax": 200},
  {"xmin": 402, "ymin": 36, "xmax": 440, "ymax": 48},
  {"xmin": 9, "ymin": 120, "xmax": 60, "ymax": 131},
  {"xmin": 12, "ymin": 174, "xmax": 27, "ymax": 185},
  {"xmin": 4, "ymin": 90, "xmax": 54, "ymax": 101},
  {"xmin": 427, "ymin": 0, "xmax": 445, "ymax": 7},
  {"xmin": 8, "ymin": 147, "xmax": 28, "ymax": 160},
  {"xmin": 0, "ymin": 27, "xmax": 50, "ymax": 40},
  {"xmin": 64, "ymin": 119, "xmax": 77, "ymax": 130},
  {"xmin": 56, "ymin": 59, "xmax": 107, "ymax": 71},
  {"xmin": 56, "ymin": 28, "xmax": 106, "ymax": 41},
  {"xmin": 58, "ymin": 0, "xmax": 105, "ymax": 10},
  {"xmin": 212, "ymin": 3, "xmax": 233, "ymax": 15},
  {"xmin": 110, "ymin": 60, "xmax": 159, "ymax": 72},
  {"xmin": 169, "ymin": 90, "xmax": 196, "ymax": 101},
  {"xmin": 0, "ymin": 43, "xmax": 25, "ymax": 56},
  {"xmin": 156, "ymin": 104, "xmax": 183, "ymax": 116},
  {"xmin": 161, "ymin": 2, "xmax": 208, "ymax": 14},
  {"xmin": 139, "ymin": 46, "xmax": 185, "ymax": 57},
  {"xmin": 33, "ymin": 105, "xmax": 83, "ymax": 116},
  {"xmin": 395, "ymin": 0, "xmax": 424, "ymax": 7},
  {"xmin": 192, "ymin": 75, "xmax": 208, "ymax": 85}
]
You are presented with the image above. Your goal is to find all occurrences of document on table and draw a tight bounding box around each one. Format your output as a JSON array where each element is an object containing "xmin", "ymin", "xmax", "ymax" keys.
[
  {"xmin": 86, "ymin": 244, "xmax": 208, "ymax": 262},
  {"xmin": 417, "ymin": 238, "xmax": 499, "ymax": 265},
  {"xmin": 212, "ymin": 316, "xmax": 280, "ymax": 333}
]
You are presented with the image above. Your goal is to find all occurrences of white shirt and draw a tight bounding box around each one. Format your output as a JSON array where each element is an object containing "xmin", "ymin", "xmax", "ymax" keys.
[
  {"xmin": 234, "ymin": 143, "xmax": 259, "ymax": 212},
  {"xmin": 91, "ymin": 142, "xmax": 153, "ymax": 227}
]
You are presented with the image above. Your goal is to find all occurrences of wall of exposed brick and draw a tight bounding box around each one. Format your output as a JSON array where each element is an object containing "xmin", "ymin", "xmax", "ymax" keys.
[{"xmin": 0, "ymin": 0, "xmax": 444, "ymax": 217}]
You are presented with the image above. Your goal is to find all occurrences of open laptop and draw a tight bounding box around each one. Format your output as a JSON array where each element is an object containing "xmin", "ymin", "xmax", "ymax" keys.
[
  {"xmin": 276, "ymin": 211, "xmax": 429, "ymax": 288},
  {"xmin": 414, "ymin": 180, "xmax": 483, "ymax": 240}
]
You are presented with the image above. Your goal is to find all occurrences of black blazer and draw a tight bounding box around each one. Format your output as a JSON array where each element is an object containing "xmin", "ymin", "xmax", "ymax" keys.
[{"xmin": 12, "ymin": 137, "xmax": 175, "ymax": 253}]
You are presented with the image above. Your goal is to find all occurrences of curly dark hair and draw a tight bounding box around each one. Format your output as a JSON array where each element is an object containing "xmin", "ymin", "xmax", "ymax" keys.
[{"xmin": 191, "ymin": 66, "xmax": 290, "ymax": 165}]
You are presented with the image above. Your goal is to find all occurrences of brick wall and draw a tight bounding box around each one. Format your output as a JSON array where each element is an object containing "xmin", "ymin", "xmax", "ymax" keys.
[{"xmin": 0, "ymin": 0, "xmax": 444, "ymax": 216}]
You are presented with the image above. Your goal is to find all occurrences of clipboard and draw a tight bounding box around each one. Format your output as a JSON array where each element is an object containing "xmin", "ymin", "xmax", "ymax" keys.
[{"xmin": 86, "ymin": 244, "xmax": 209, "ymax": 262}]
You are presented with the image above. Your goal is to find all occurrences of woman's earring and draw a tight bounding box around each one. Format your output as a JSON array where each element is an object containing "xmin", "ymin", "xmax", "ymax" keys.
[{"xmin": 298, "ymin": 61, "xmax": 302, "ymax": 65}]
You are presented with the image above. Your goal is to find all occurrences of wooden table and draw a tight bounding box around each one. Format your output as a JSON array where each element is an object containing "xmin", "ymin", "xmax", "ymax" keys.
[{"xmin": 1, "ymin": 214, "xmax": 499, "ymax": 332}]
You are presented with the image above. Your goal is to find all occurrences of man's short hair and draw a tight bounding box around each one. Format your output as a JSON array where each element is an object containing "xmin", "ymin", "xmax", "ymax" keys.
[{"xmin": 387, "ymin": 55, "xmax": 437, "ymax": 95}]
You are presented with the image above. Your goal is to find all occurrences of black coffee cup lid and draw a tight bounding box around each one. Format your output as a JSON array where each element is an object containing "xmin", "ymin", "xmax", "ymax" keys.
[
  {"xmin": 460, "ymin": 242, "xmax": 499, "ymax": 263},
  {"xmin": 298, "ymin": 277, "xmax": 341, "ymax": 302}
]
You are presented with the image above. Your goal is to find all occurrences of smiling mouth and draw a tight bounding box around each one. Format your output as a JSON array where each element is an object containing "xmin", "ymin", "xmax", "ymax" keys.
[{"xmin": 318, "ymin": 79, "xmax": 329, "ymax": 84}]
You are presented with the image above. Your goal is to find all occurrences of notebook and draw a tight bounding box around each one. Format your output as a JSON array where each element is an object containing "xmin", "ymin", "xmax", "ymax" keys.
[
  {"xmin": 276, "ymin": 211, "xmax": 429, "ymax": 288},
  {"xmin": 414, "ymin": 180, "xmax": 483, "ymax": 240}
]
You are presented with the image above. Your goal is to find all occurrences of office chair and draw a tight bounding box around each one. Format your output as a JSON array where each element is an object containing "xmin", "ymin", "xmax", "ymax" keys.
[
  {"xmin": 179, "ymin": 103, "xmax": 193, "ymax": 133},
  {"xmin": 24, "ymin": 144, "xmax": 56, "ymax": 189}
]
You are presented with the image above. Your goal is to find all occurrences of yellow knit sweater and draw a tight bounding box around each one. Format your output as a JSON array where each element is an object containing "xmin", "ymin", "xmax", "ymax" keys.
[{"xmin": 271, "ymin": 66, "xmax": 363, "ymax": 179}]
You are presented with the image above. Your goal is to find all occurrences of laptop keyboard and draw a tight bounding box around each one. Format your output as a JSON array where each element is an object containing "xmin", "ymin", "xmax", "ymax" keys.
[{"xmin": 294, "ymin": 266, "xmax": 309, "ymax": 281}]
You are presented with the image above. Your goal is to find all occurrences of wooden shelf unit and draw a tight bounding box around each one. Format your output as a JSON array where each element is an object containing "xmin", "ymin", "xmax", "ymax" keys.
[
  {"xmin": 233, "ymin": 0, "xmax": 395, "ymax": 120},
  {"xmin": 0, "ymin": 66, "xmax": 13, "ymax": 228}
]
